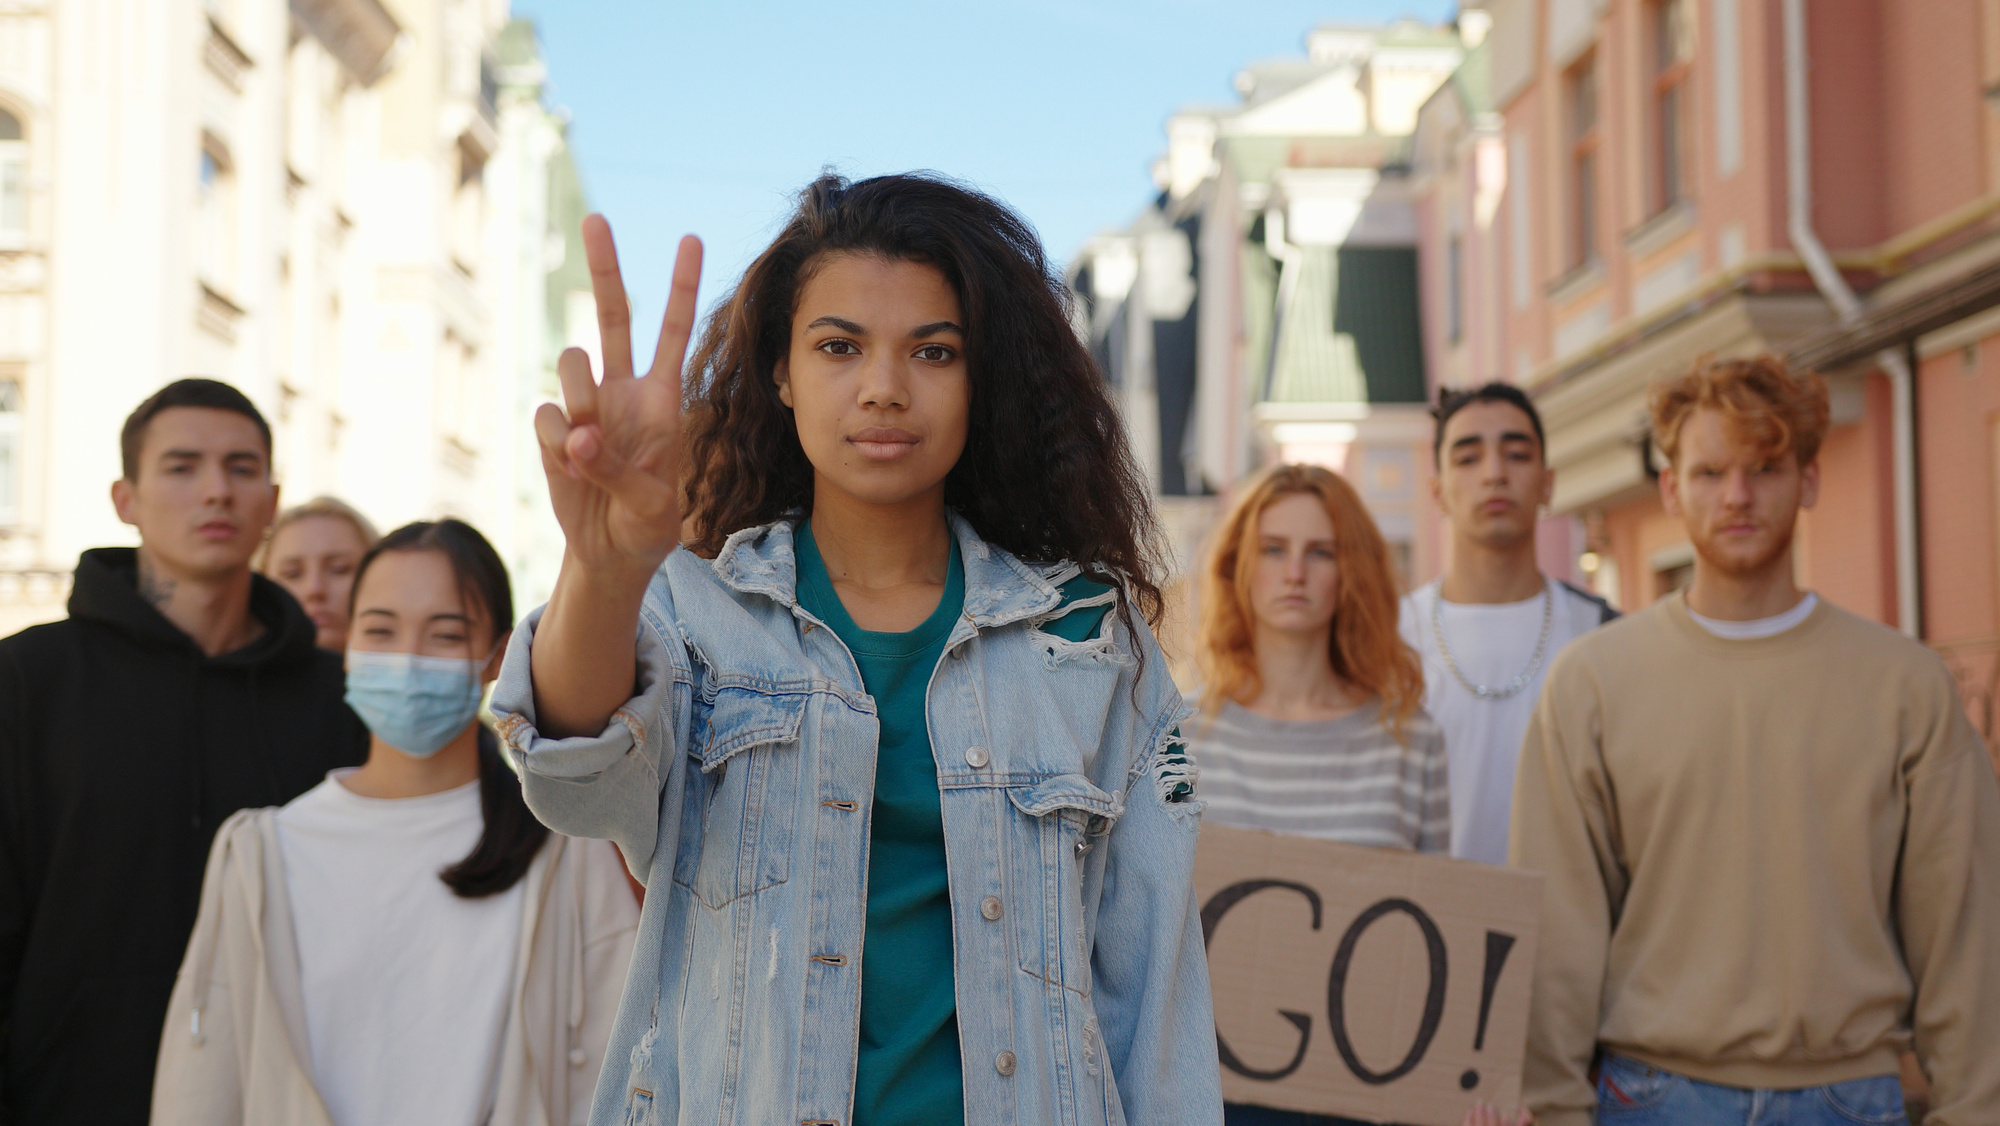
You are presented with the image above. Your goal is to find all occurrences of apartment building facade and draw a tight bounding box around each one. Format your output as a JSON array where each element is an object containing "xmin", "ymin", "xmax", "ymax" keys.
[
  {"xmin": 1412, "ymin": 0, "xmax": 2000, "ymax": 749},
  {"xmin": 1071, "ymin": 20, "xmax": 1463, "ymax": 591},
  {"xmin": 0, "ymin": 0, "xmax": 588, "ymax": 635}
]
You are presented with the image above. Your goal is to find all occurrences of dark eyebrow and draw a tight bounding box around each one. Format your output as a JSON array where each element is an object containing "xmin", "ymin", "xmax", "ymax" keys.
[
  {"xmin": 1450, "ymin": 430, "xmax": 1538, "ymax": 452},
  {"xmin": 159, "ymin": 449, "xmax": 203, "ymax": 461},
  {"xmin": 911, "ymin": 321, "xmax": 963, "ymax": 339},
  {"xmin": 356, "ymin": 609, "xmax": 474, "ymax": 625},
  {"xmin": 805, "ymin": 315, "xmax": 866, "ymax": 334}
]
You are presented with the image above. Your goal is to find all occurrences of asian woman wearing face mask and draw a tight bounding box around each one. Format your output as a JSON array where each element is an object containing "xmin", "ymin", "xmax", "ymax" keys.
[{"xmin": 151, "ymin": 519, "xmax": 640, "ymax": 1126}]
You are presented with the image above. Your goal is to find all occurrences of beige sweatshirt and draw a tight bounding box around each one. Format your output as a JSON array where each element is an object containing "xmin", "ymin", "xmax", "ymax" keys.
[
  {"xmin": 151, "ymin": 807, "xmax": 639, "ymax": 1126},
  {"xmin": 1510, "ymin": 593, "xmax": 2000, "ymax": 1126}
]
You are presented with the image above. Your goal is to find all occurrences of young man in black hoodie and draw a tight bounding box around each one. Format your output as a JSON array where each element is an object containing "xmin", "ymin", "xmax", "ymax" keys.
[{"xmin": 0, "ymin": 379, "xmax": 367, "ymax": 1124}]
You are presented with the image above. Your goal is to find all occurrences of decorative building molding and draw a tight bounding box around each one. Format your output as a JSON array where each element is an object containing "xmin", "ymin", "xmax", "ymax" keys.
[
  {"xmin": 290, "ymin": 0, "xmax": 404, "ymax": 85},
  {"xmin": 1632, "ymin": 249, "xmax": 1702, "ymax": 317},
  {"xmin": 1545, "ymin": 0, "xmax": 1606, "ymax": 72},
  {"xmin": 1546, "ymin": 257, "xmax": 1605, "ymax": 308},
  {"xmin": 1625, "ymin": 200, "xmax": 1698, "ymax": 260},
  {"xmin": 202, "ymin": 15, "xmax": 253, "ymax": 93},
  {"xmin": 196, "ymin": 281, "xmax": 245, "ymax": 343}
]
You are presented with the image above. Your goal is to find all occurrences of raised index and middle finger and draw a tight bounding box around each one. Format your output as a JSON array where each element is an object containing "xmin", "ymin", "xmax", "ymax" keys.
[
  {"xmin": 582, "ymin": 214, "xmax": 636, "ymax": 380},
  {"xmin": 582, "ymin": 218, "xmax": 705, "ymax": 387},
  {"xmin": 647, "ymin": 235, "xmax": 705, "ymax": 400}
]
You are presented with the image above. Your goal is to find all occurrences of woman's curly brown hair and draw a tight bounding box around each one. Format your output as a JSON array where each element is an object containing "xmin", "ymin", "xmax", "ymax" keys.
[{"xmin": 679, "ymin": 171, "xmax": 1166, "ymax": 623}]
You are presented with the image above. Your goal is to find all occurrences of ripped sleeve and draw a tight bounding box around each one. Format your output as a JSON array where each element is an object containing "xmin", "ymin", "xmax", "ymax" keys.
[{"xmin": 1155, "ymin": 728, "xmax": 1196, "ymax": 804}]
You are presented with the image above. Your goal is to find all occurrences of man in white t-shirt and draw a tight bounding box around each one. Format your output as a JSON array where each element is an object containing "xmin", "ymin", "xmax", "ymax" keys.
[{"xmin": 1398, "ymin": 383, "xmax": 1614, "ymax": 865}]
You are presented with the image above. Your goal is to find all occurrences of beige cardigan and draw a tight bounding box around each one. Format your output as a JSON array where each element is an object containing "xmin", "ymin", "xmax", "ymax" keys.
[{"xmin": 151, "ymin": 806, "xmax": 639, "ymax": 1126}]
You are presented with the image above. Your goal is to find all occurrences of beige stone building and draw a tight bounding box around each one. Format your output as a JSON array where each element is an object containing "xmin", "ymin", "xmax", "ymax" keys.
[{"xmin": 0, "ymin": 0, "xmax": 588, "ymax": 635}]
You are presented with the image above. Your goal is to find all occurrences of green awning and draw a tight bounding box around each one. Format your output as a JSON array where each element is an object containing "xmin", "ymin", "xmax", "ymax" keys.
[{"xmin": 1265, "ymin": 245, "xmax": 1427, "ymax": 405}]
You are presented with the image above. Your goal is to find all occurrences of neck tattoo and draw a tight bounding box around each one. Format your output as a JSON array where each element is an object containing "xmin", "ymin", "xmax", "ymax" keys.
[
  {"xmin": 137, "ymin": 551, "xmax": 177, "ymax": 612},
  {"xmin": 1431, "ymin": 582, "xmax": 1553, "ymax": 701}
]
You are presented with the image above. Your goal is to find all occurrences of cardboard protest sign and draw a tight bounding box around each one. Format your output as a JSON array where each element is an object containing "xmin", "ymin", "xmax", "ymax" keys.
[{"xmin": 1195, "ymin": 824, "xmax": 1543, "ymax": 1126}]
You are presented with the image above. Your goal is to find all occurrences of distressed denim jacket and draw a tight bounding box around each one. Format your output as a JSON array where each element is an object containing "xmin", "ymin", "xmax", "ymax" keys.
[{"xmin": 491, "ymin": 515, "xmax": 1223, "ymax": 1126}]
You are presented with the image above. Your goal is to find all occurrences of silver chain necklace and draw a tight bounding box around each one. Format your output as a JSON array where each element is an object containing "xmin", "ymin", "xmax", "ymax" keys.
[{"xmin": 1431, "ymin": 582, "xmax": 1554, "ymax": 700}]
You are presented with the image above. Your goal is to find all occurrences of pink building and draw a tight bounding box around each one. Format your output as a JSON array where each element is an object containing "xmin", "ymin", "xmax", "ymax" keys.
[{"xmin": 1413, "ymin": 0, "xmax": 2000, "ymax": 756}]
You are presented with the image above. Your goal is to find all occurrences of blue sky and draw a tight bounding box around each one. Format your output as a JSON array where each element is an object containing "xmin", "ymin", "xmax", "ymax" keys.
[{"xmin": 511, "ymin": 0, "xmax": 1458, "ymax": 334}]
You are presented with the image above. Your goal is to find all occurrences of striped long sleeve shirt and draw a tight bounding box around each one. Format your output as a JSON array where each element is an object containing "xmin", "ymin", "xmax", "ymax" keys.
[{"xmin": 1184, "ymin": 696, "xmax": 1451, "ymax": 854}]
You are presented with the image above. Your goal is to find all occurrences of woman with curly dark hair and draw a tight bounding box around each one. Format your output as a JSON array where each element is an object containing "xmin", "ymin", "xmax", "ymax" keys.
[{"xmin": 489, "ymin": 172, "xmax": 1221, "ymax": 1126}]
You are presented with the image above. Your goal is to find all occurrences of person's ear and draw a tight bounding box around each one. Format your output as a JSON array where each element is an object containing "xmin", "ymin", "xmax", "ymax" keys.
[
  {"xmin": 774, "ymin": 357, "xmax": 794, "ymax": 409},
  {"xmin": 260, "ymin": 481, "xmax": 282, "ymax": 533},
  {"xmin": 111, "ymin": 478, "xmax": 137, "ymax": 527},
  {"xmin": 482, "ymin": 629, "xmax": 512, "ymax": 683},
  {"xmin": 1428, "ymin": 468, "xmax": 1443, "ymax": 511},
  {"xmin": 1798, "ymin": 458, "xmax": 1820, "ymax": 511},
  {"xmin": 1658, "ymin": 462, "xmax": 1683, "ymax": 518}
]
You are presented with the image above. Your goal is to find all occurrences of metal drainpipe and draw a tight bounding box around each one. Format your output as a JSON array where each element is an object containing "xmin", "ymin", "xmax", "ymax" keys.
[{"xmin": 1783, "ymin": 0, "xmax": 1922, "ymax": 637}]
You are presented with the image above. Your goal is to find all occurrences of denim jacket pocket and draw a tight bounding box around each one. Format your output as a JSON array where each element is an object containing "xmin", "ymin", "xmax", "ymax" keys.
[
  {"xmin": 1007, "ymin": 774, "xmax": 1122, "ymax": 998},
  {"xmin": 672, "ymin": 686, "xmax": 808, "ymax": 908}
]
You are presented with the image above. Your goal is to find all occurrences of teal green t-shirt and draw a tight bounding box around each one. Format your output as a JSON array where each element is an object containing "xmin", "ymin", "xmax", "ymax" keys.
[{"xmin": 792, "ymin": 522, "xmax": 1116, "ymax": 1126}]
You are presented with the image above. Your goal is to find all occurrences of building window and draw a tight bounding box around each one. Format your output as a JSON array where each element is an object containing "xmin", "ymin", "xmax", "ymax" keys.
[
  {"xmin": 196, "ymin": 137, "xmax": 236, "ymax": 293},
  {"xmin": 0, "ymin": 108, "xmax": 25, "ymax": 242},
  {"xmin": 1446, "ymin": 233, "xmax": 1463, "ymax": 344},
  {"xmin": 0, "ymin": 381, "xmax": 22, "ymax": 527},
  {"xmin": 437, "ymin": 330, "xmax": 478, "ymax": 447},
  {"xmin": 1565, "ymin": 54, "xmax": 1600, "ymax": 272},
  {"xmin": 451, "ymin": 136, "xmax": 485, "ymax": 276},
  {"xmin": 1651, "ymin": 0, "xmax": 1696, "ymax": 213}
]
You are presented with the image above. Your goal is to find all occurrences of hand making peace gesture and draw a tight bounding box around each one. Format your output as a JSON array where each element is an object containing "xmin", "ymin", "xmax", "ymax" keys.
[{"xmin": 534, "ymin": 215, "xmax": 704, "ymax": 584}]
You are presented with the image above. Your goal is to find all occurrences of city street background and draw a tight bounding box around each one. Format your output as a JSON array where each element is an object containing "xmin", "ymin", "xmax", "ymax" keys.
[
  {"xmin": 3, "ymin": 0, "xmax": 1997, "ymax": 766},
  {"xmin": 508, "ymin": 0, "xmax": 1455, "ymax": 332}
]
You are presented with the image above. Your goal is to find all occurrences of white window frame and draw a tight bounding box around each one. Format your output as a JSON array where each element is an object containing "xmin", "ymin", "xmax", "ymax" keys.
[
  {"xmin": 0, "ymin": 106, "xmax": 27, "ymax": 248},
  {"xmin": 0, "ymin": 380, "xmax": 24, "ymax": 527}
]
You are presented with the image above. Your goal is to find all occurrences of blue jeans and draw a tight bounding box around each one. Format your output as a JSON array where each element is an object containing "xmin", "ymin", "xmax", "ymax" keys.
[{"xmin": 1597, "ymin": 1053, "xmax": 1909, "ymax": 1125}]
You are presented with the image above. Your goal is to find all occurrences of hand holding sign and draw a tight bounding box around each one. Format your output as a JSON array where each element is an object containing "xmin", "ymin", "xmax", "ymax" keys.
[
  {"xmin": 1195, "ymin": 825, "xmax": 1544, "ymax": 1126},
  {"xmin": 1462, "ymin": 1103, "xmax": 1533, "ymax": 1126}
]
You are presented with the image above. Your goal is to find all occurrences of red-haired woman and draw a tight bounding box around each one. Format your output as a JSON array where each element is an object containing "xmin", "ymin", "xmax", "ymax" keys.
[
  {"xmin": 1191, "ymin": 463, "xmax": 1449, "ymax": 853},
  {"xmin": 1192, "ymin": 464, "xmax": 1459, "ymax": 1126}
]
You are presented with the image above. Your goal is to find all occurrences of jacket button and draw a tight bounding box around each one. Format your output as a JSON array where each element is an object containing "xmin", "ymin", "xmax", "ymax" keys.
[
  {"xmin": 980, "ymin": 895, "xmax": 1003, "ymax": 921},
  {"xmin": 995, "ymin": 1050, "xmax": 1017, "ymax": 1077},
  {"xmin": 569, "ymin": 1047, "xmax": 587, "ymax": 1067},
  {"xmin": 964, "ymin": 745, "xmax": 989, "ymax": 769}
]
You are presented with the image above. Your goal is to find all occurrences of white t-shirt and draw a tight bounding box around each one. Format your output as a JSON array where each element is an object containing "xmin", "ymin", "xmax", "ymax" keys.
[
  {"xmin": 275, "ymin": 771, "xmax": 526, "ymax": 1126},
  {"xmin": 1399, "ymin": 578, "xmax": 1612, "ymax": 865},
  {"xmin": 1687, "ymin": 592, "xmax": 1819, "ymax": 639}
]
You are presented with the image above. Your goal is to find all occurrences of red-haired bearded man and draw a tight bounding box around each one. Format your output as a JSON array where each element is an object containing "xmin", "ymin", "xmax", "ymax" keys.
[{"xmin": 1512, "ymin": 356, "xmax": 2000, "ymax": 1126}]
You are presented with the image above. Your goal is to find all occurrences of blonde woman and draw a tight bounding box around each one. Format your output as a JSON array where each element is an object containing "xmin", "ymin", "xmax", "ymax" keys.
[{"xmin": 259, "ymin": 497, "xmax": 379, "ymax": 652}]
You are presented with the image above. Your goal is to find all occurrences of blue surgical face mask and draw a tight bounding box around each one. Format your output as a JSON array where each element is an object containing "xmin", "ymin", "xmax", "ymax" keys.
[{"xmin": 344, "ymin": 649, "xmax": 489, "ymax": 758}]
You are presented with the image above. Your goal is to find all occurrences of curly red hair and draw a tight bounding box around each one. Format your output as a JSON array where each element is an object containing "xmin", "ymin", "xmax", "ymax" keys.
[
  {"xmin": 1650, "ymin": 355, "xmax": 1830, "ymax": 468},
  {"xmin": 1196, "ymin": 464, "xmax": 1424, "ymax": 741}
]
